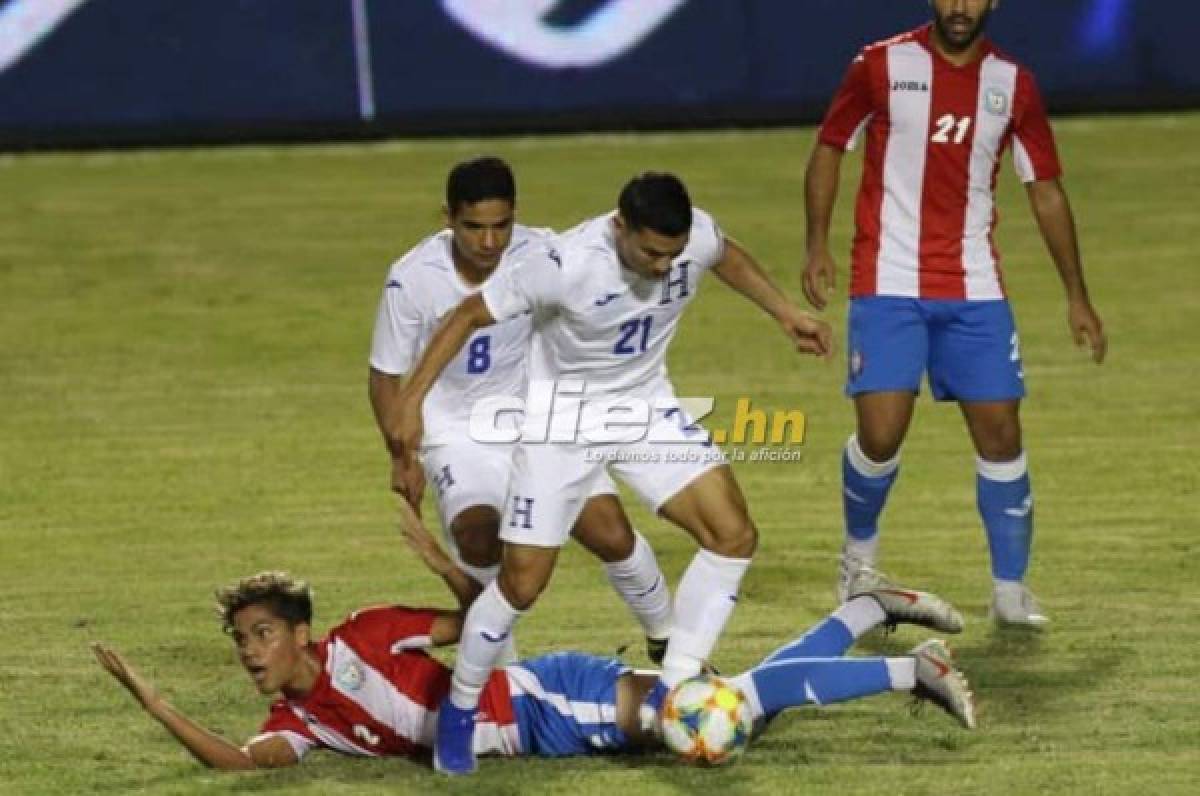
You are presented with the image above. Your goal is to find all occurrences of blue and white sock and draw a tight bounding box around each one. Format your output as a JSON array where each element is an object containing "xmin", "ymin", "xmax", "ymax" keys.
[
  {"xmin": 976, "ymin": 452, "xmax": 1033, "ymax": 584},
  {"xmin": 730, "ymin": 656, "xmax": 913, "ymax": 724},
  {"xmin": 842, "ymin": 435, "xmax": 900, "ymax": 562},
  {"xmin": 760, "ymin": 597, "xmax": 886, "ymax": 664}
]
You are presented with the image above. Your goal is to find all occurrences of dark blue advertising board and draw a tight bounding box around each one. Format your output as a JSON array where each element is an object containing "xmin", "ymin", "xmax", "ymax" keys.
[{"xmin": 0, "ymin": 0, "xmax": 1196, "ymax": 148}]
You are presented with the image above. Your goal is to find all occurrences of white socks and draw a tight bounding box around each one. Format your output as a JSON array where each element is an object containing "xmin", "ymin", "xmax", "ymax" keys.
[
  {"xmin": 603, "ymin": 530, "xmax": 673, "ymax": 640},
  {"xmin": 455, "ymin": 559, "xmax": 519, "ymax": 665},
  {"xmin": 449, "ymin": 580, "xmax": 522, "ymax": 709},
  {"xmin": 661, "ymin": 549, "xmax": 751, "ymax": 687},
  {"xmin": 885, "ymin": 657, "xmax": 916, "ymax": 691}
]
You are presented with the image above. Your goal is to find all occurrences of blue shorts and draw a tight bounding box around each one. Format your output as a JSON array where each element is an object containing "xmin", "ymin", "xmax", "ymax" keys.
[
  {"xmin": 507, "ymin": 652, "xmax": 632, "ymax": 757},
  {"xmin": 846, "ymin": 297, "xmax": 1026, "ymax": 402}
]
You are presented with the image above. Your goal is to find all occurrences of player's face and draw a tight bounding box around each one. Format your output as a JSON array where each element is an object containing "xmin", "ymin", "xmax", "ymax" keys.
[
  {"xmin": 612, "ymin": 215, "xmax": 689, "ymax": 280},
  {"xmin": 930, "ymin": 0, "xmax": 994, "ymax": 52},
  {"xmin": 230, "ymin": 603, "xmax": 311, "ymax": 695},
  {"xmin": 446, "ymin": 198, "xmax": 515, "ymax": 273}
]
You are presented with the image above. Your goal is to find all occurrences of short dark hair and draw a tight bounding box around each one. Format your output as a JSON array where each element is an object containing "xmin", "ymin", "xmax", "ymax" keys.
[
  {"xmin": 617, "ymin": 172, "xmax": 692, "ymax": 236},
  {"xmin": 215, "ymin": 571, "xmax": 313, "ymax": 633},
  {"xmin": 446, "ymin": 156, "xmax": 516, "ymax": 213}
]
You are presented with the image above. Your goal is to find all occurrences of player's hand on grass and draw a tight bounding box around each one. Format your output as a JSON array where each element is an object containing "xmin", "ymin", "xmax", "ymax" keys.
[
  {"xmin": 779, "ymin": 305, "xmax": 834, "ymax": 359},
  {"xmin": 91, "ymin": 642, "xmax": 163, "ymax": 712},
  {"xmin": 1068, "ymin": 298, "xmax": 1107, "ymax": 364},
  {"xmin": 802, "ymin": 248, "xmax": 837, "ymax": 310}
]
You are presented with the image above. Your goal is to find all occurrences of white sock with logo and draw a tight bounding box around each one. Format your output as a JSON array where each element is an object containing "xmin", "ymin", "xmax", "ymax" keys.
[
  {"xmin": 449, "ymin": 580, "xmax": 522, "ymax": 710},
  {"xmin": 661, "ymin": 549, "xmax": 751, "ymax": 687},
  {"xmin": 455, "ymin": 559, "xmax": 519, "ymax": 665},
  {"xmin": 603, "ymin": 530, "xmax": 673, "ymax": 640}
]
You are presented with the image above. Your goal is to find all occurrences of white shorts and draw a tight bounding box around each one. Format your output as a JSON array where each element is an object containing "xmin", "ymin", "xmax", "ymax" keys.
[
  {"xmin": 423, "ymin": 441, "xmax": 619, "ymax": 544},
  {"xmin": 500, "ymin": 407, "xmax": 727, "ymax": 548}
]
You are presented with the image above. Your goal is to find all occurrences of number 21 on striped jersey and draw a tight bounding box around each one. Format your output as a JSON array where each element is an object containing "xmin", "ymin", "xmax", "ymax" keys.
[{"xmin": 931, "ymin": 114, "xmax": 971, "ymax": 144}]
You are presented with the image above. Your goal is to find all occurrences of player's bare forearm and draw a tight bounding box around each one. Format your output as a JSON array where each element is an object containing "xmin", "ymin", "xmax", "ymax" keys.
[
  {"xmin": 714, "ymin": 241, "xmax": 832, "ymax": 357},
  {"xmin": 802, "ymin": 144, "xmax": 845, "ymax": 309},
  {"xmin": 396, "ymin": 294, "xmax": 495, "ymax": 410},
  {"xmin": 368, "ymin": 367, "xmax": 406, "ymax": 456},
  {"xmin": 394, "ymin": 493, "xmax": 482, "ymax": 611},
  {"xmin": 804, "ymin": 143, "xmax": 844, "ymax": 255},
  {"xmin": 712, "ymin": 237, "xmax": 792, "ymax": 320},
  {"xmin": 91, "ymin": 643, "xmax": 281, "ymax": 770},
  {"xmin": 146, "ymin": 699, "xmax": 262, "ymax": 770},
  {"xmin": 1026, "ymin": 178, "xmax": 1091, "ymax": 302},
  {"xmin": 1026, "ymin": 178, "xmax": 1107, "ymax": 362}
]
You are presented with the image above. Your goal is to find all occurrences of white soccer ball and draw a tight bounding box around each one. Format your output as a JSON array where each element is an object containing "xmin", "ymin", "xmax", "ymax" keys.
[{"xmin": 660, "ymin": 675, "xmax": 753, "ymax": 765}]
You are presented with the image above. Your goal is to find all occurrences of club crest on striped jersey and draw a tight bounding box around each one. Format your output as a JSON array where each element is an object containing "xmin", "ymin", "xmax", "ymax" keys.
[
  {"xmin": 984, "ymin": 86, "xmax": 1010, "ymax": 116},
  {"xmin": 335, "ymin": 660, "xmax": 366, "ymax": 692}
]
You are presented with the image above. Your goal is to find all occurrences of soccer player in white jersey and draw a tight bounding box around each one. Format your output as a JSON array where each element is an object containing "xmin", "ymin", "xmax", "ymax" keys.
[
  {"xmin": 391, "ymin": 172, "xmax": 833, "ymax": 774},
  {"xmin": 802, "ymin": 0, "xmax": 1108, "ymax": 624},
  {"xmin": 369, "ymin": 157, "xmax": 673, "ymax": 664},
  {"xmin": 89, "ymin": 510, "xmax": 974, "ymax": 771}
]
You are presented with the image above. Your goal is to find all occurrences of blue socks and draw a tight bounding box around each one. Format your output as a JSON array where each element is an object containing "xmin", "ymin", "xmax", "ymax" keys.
[
  {"xmin": 976, "ymin": 453, "xmax": 1033, "ymax": 582},
  {"xmin": 842, "ymin": 436, "xmax": 899, "ymax": 558}
]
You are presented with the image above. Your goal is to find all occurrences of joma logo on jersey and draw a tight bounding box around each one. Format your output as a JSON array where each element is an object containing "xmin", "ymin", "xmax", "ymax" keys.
[{"xmin": 891, "ymin": 80, "xmax": 929, "ymax": 92}]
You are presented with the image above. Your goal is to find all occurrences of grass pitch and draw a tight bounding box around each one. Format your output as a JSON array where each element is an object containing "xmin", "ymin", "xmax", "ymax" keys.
[{"xmin": 1, "ymin": 115, "xmax": 1198, "ymax": 795}]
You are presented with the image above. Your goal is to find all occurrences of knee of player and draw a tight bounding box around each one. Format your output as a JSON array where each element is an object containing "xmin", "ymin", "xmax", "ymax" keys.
[
  {"xmin": 975, "ymin": 428, "xmax": 1023, "ymax": 462},
  {"xmin": 451, "ymin": 509, "xmax": 503, "ymax": 566},
  {"xmin": 705, "ymin": 517, "xmax": 757, "ymax": 559},
  {"xmin": 572, "ymin": 522, "xmax": 635, "ymax": 563},
  {"xmin": 497, "ymin": 567, "xmax": 549, "ymax": 611},
  {"xmin": 856, "ymin": 433, "xmax": 903, "ymax": 463}
]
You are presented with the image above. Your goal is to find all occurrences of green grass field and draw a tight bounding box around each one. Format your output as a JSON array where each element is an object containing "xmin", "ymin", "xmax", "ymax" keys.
[{"xmin": 2, "ymin": 115, "xmax": 1198, "ymax": 795}]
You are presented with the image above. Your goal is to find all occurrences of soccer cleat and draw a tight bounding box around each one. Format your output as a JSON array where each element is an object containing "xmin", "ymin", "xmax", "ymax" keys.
[
  {"xmin": 910, "ymin": 639, "xmax": 976, "ymax": 730},
  {"xmin": 433, "ymin": 697, "xmax": 477, "ymax": 775},
  {"xmin": 835, "ymin": 549, "xmax": 878, "ymax": 603},
  {"xmin": 849, "ymin": 571, "xmax": 965, "ymax": 634},
  {"xmin": 646, "ymin": 636, "xmax": 668, "ymax": 666},
  {"xmin": 991, "ymin": 583, "xmax": 1050, "ymax": 627}
]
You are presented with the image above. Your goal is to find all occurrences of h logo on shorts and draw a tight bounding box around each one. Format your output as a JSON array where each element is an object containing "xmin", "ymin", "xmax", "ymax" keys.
[
  {"xmin": 432, "ymin": 465, "xmax": 455, "ymax": 496},
  {"xmin": 659, "ymin": 261, "xmax": 691, "ymax": 305},
  {"xmin": 509, "ymin": 496, "xmax": 535, "ymax": 529}
]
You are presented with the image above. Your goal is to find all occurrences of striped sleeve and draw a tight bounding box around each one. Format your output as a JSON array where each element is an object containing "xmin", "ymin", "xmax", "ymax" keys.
[
  {"xmin": 1011, "ymin": 69, "xmax": 1062, "ymax": 183},
  {"xmin": 818, "ymin": 52, "xmax": 876, "ymax": 152},
  {"xmin": 253, "ymin": 700, "xmax": 319, "ymax": 761},
  {"xmin": 341, "ymin": 605, "xmax": 440, "ymax": 652}
]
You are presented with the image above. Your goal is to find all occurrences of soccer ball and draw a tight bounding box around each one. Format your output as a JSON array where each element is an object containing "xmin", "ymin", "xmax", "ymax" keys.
[{"xmin": 660, "ymin": 675, "xmax": 753, "ymax": 765}]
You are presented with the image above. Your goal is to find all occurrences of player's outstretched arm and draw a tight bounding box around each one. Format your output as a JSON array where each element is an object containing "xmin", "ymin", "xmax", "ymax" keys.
[
  {"xmin": 90, "ymin": 643, "xmax": 297, "ymax": 770},
  {"xmin": 391, "ymin": 294, "xmax": 498, "ymax": 497},
  {"xmin": 802, "ymin": 143, "xmax": 846, "ymax": 310},
  {"xmin": 1025, "ymin": 178, "xmax": 1107, "ymax": 364},
  {"xmin": 394, "ymin": 494, "xmax": 481, "ymax": 623},
  {"xmin": 713, "ymin": 238, "xmax": 832, "ymax": 359}
]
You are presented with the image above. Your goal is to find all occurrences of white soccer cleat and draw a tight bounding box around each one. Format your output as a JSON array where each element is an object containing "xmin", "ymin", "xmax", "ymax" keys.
[
  {"xmin": 849, "ymin": 572, "xmax": 965, "ymax": 634},
  {"xmin": 991, "ymin": 583, "xmax": 1050, "ymax": 627},
  {"xmin": 910, "ymin": 639, "xmax": 977, "ymax": 730},
  {"xmin": 835, "ymin": 548, "xmax": 878, "ymax": 603}
]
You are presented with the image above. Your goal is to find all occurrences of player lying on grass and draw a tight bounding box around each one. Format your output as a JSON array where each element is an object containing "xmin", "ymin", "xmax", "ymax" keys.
[{"xmin": 90, "ymin": 511, "xmax": 976, "ymax": 770}]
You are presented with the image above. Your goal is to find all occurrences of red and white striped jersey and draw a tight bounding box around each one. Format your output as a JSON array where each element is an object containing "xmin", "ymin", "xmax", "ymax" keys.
[
  {"xmin": 251, "ymin": 605, "xmax": 519, "ymax": 762},
  {"xmin": 819, "ymin": 24, "xmax": 1062, "ymax": 300}
]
